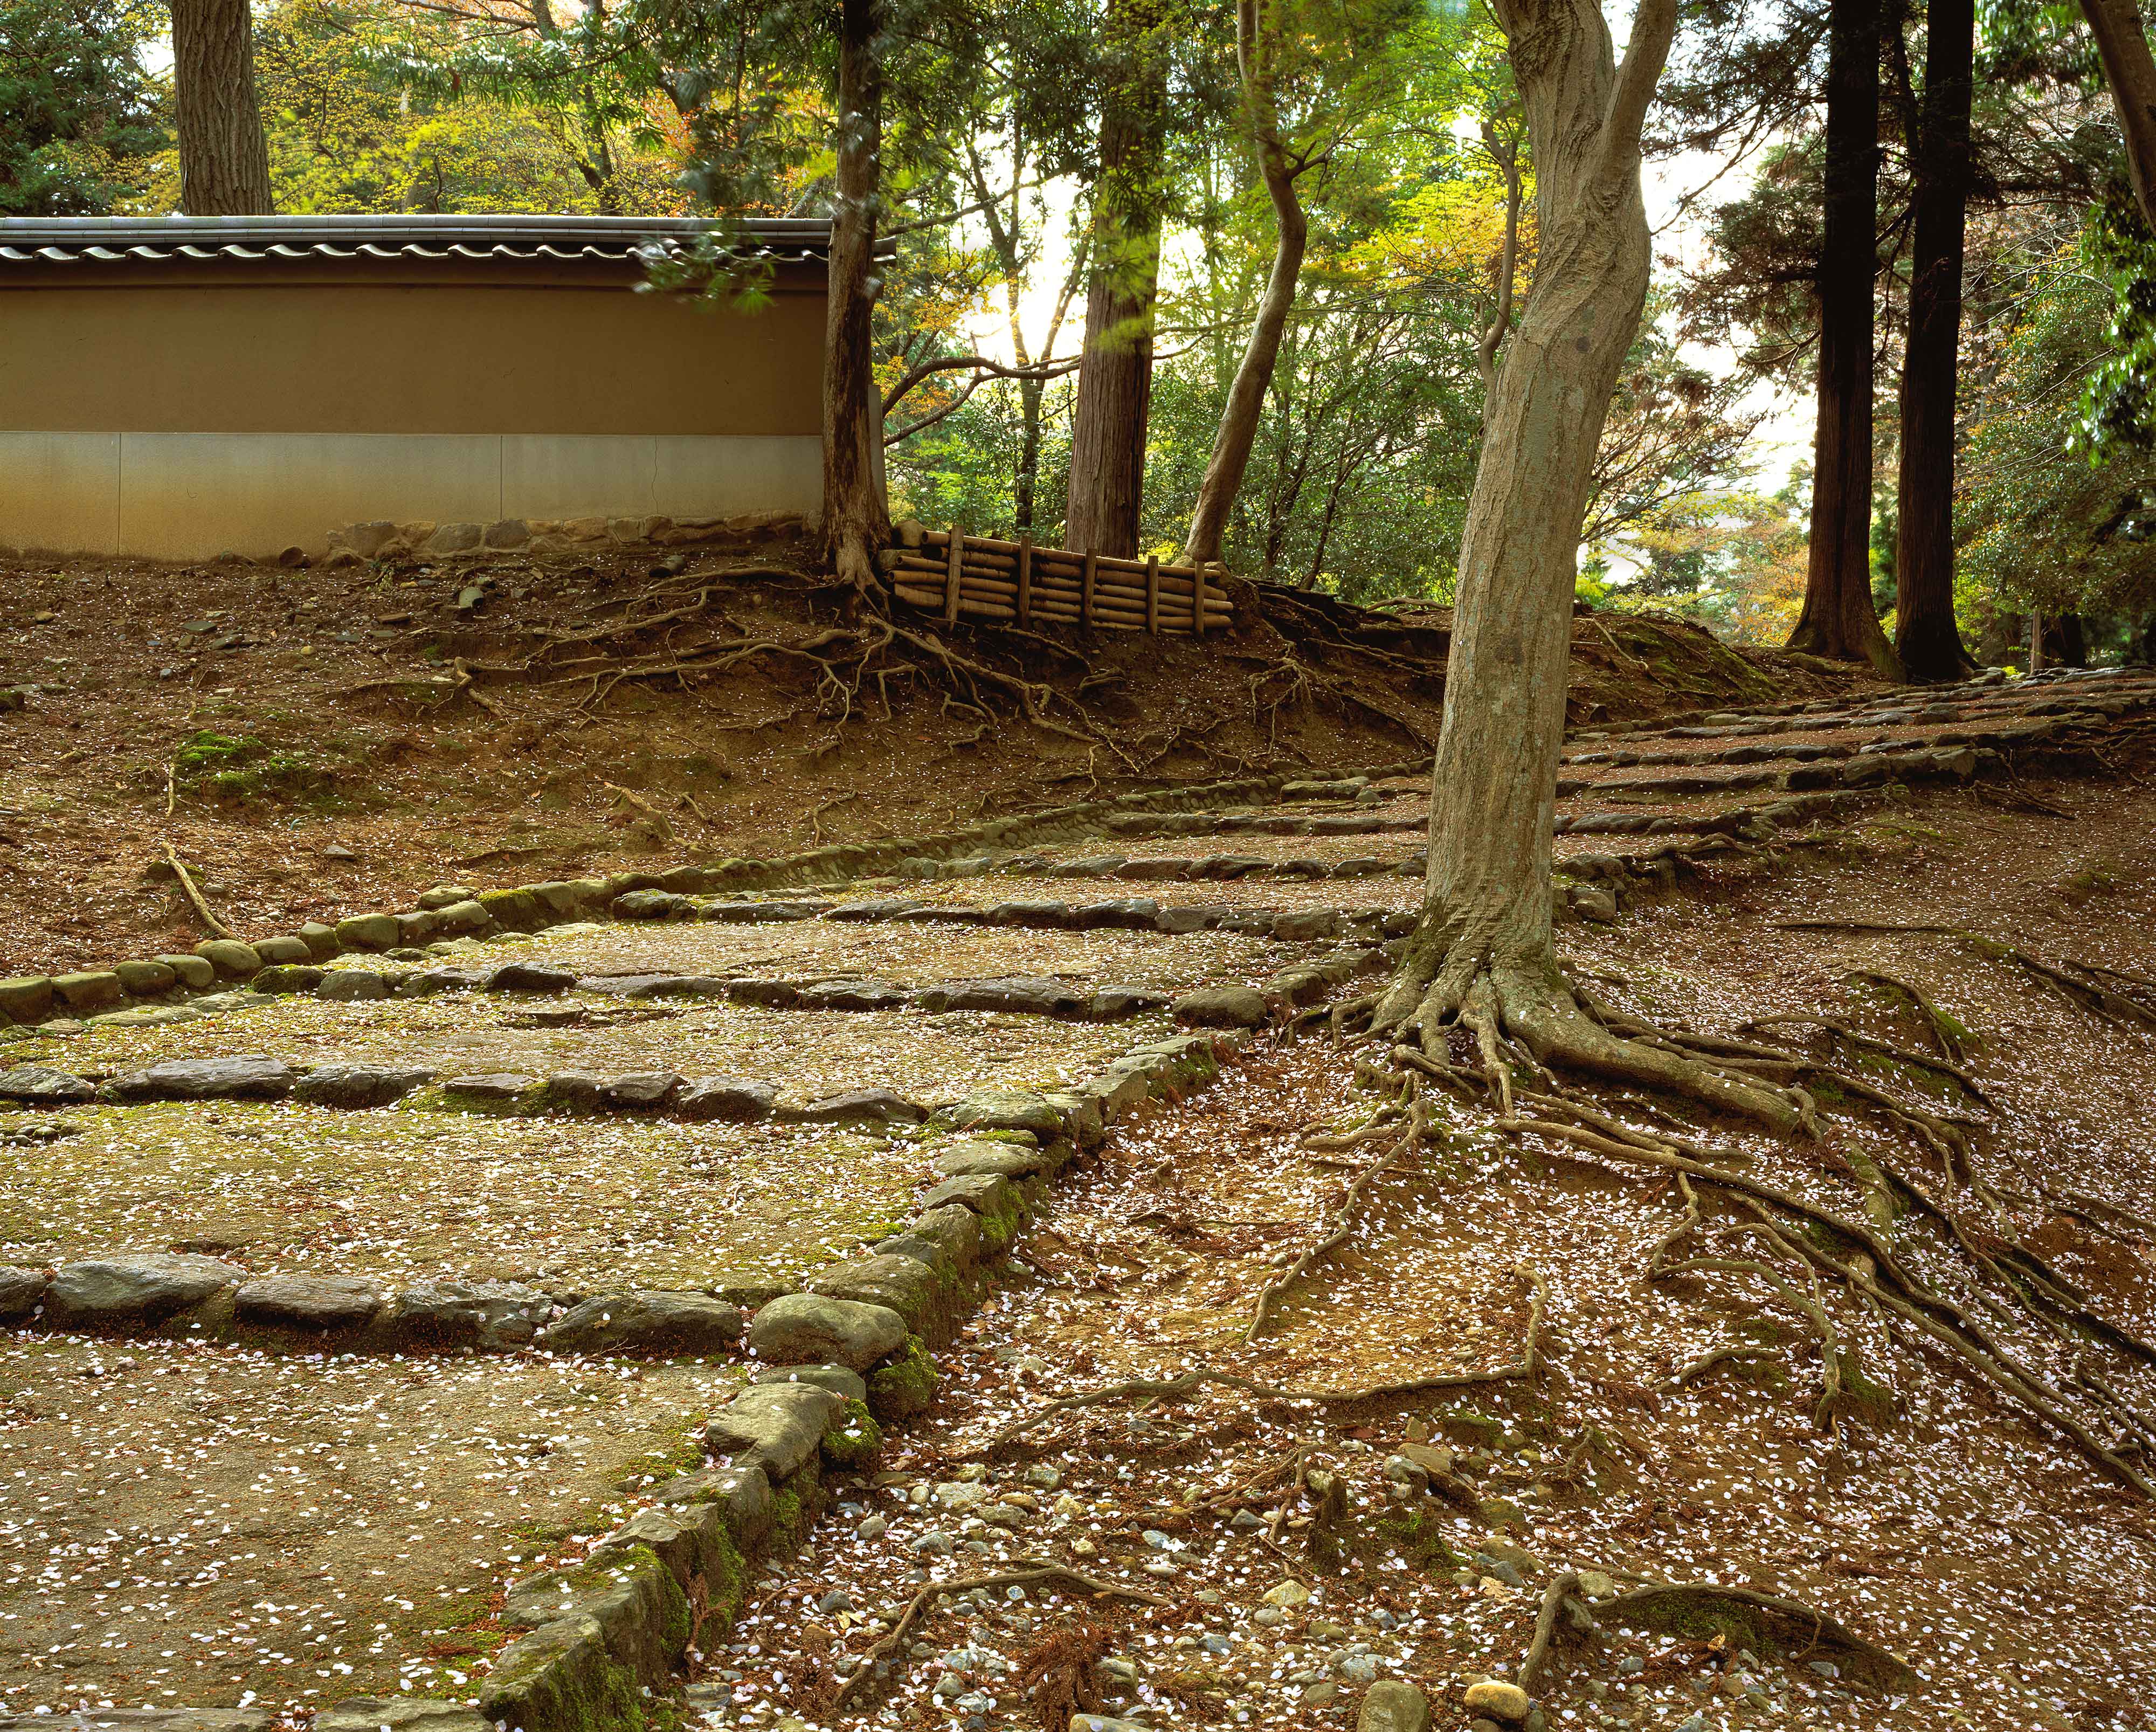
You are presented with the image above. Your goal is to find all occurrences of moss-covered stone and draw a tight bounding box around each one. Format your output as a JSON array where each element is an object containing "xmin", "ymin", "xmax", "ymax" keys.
[
  {"xmin": 479, "ymin": 888, "xmax": 549, "ymax": 932},
  {"xmin": 478, "ymin": 1612, "xmax": 644, "ymax": 1732},
  {"xmin": 866, "ymin": 1335, "xmax": 938, "ymax": 1423},
  {"xmin": 821, "ymin": 1396, "xmax": 883, "ymax": 1470}
]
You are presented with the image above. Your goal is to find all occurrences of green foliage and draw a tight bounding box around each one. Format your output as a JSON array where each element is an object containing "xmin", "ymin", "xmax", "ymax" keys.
[
  {"xmin": 0, "ymin": 0, "xmax": 165, "ymax": 214},
  {"xmin": 171, "ymin": 730, "xmax": 335, "ymax": 803}
]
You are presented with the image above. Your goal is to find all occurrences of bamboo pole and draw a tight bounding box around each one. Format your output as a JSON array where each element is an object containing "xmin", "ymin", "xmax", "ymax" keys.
[
  {"xmin": 1082, "ymin": 549, "xmax": 1097, "ymax": 627},
  {"xmin": 1145, "ymin": 554, "xmax": 1160, "ymax": 635},
  {"xmin": 944, "ymin": 523, "xmax": 963, "ymax": 627},
  {"xmin": 1017, "ymin": 534, "xmax": 1033, "ymax": 628}
]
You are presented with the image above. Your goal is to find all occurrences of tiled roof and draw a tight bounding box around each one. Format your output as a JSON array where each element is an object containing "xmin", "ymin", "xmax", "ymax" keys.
[{"xmin": 0, "ymin": 214, "xmax": 852, "ymax": 266}]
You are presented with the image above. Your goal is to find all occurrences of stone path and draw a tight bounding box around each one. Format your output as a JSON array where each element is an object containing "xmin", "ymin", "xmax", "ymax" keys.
[{"xmin": 0, "ymin": 662, "xmax": 2151, "ymax": 1732}]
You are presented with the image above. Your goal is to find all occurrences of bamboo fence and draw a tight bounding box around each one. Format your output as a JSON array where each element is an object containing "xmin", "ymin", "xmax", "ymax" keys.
[{"xmin": 883, "ymin": 526, "xmax": 1235, "ymax": 636}]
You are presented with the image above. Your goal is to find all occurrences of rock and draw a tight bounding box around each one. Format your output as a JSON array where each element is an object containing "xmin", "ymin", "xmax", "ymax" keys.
[
  {"xmin": 424, "ymin": 521, "xmax": 484, "ymax": 555},
  {"xmin": 703, "ymin": 1270, "xmax": 796, "ymax": 1308},
  {"xmin": 114, "ymin": 959, "xmax": 178, "ymax": 995},
  {"xmin": 189, "ymin": 940, "xmax": 261, "ymax": 980},
  {"xmin": 234, "ymin": 1273, "xmax": 386, "ymax": 1330},
  {"xmin": 0, "ymin": 1265, "xmax": 51, "ymax": 1315},
  {"xmin": 918, "ymin": 1171, "xmax": 1020, "ymax": 1219},
  {"xmin": 335, "ymin": 914, "xmax": 402, "ymax": 951},
  {"xmin": 749, "ymin": 1293, "xmax": 908, "ymax": 1371},
  {"xmin": 1272, "ymin": 909, "xmax": 1342, "ymax": 942},
  {"xmin": 1261, "ymin": 1579, "xmax": 1311, "ymax": 1606},
  {"xmin": 0, "ymin": 1064, "xmax": 95, "ymax": 1105},
  {"xmin": 935, "ymin": 1088, "xmax": 1068, "ymax": 1138},
  {"xmin": 315, "ymin": 1699, "xmax": 492, "ymax": 1732},
  {"xmin": 916, "ymin": 977, "xmax": 1088, "ymax": 1017},
  {"xmin": 45, "ymin": 1253, "xmax": 245, "ymax": 1325},
  {"xmin": 107, "ymin": 1055, "xmax": 296, "ymax": 1101},
  {"xmin": 1461, "ymin": 1681, "xmax": 1531, "ymax": 1723},
  {"xmin": 543, "ymin": 1072, "xmax": 607, "ymax": 1112},
  {"xmin": 546, "ymin": 1291, "xmax": 743, "ymax": 1356},
  {"xmin": 0, "ymin": 977, "xmax": 55, "ymax": 1023},
  {"xmin": 154, "ymin": 954, "xmax": 220, "ymax": 990},
  {"xmin": 318, "ymin": 968, "xmax": 391, "ymax": 1002},
  {"xmin": 880, "ymin": 1203, "xmax": 983, "ymax": 1270},
  {"xmin": 252, "ymin": 936, "xmax": 314, "ymax": 965},
  {"xmin": 751, "ymin": 1363, "xmax": 868, "ymax": 1400},
  {"xmin": 0, "ymin": 1714, "xmax": 273, "ymax": 1732},
  {"xmin": 931, "ymin": 1139, "xmax": 1055, "ymax": 1179},
  {"xmin": 487, "ymin": 962, "xmax": 578, "ymax": 993},
  {"xmin": 293, "ymin": 1064, "xmax": 430, "ymax": 1109},
  {"xmin": 389, "ymin": 1279, "xmax": 553, "ymax": 1348},
  {"xmin": 675, "ymin": 1076, "xmax": 779, "ymax": 1121},
  {"xmin": 784, "ymin": 1087, "xmax": 926, "ymax": 1126},
  {"xmin": 603, "ymin": 1072, "xmax": 683, "ymax": 1110},
  {"xmin": 1299, "ymin": 1682, "xmax": 1339, "ymax": 1708},
  {"xmin": 252, "ymin": 964, "xmax": 325, "ymax": 994},
  {"xmin": 806, "ymin": 1254, "xmax": 945, "ymax": 1332},
  {"xmin": 1090, "ymin": 985, "xmax": 1171, "ymax": 1018},
  {"xmin": 1171, "ymin": 986, "xmax": 1270, "ymax": 1029},
  {"xmin": 440, "ymin": 1073, "xmax": 542, "ymax": 1105},
  {"xmin": 1069, "ymin": 1720, "xmax": 1153, "ymax": 1732},
  {"xmin": 797, "ymin": 977, "xmax": 913, "ymax": 1012},
  {"xmin": 52, "ymin": 970, "xmax": 128, "ymax": 1013},
  {"xmin": 1357, "ymin": 1680, "xmax": 1431, "ymax": 1732},
  {"xmin": 704, "ymin": 1382, "xmax": 845, "ymax": 1479},
  {"xmin": 1574, "ymin": 1569, "xmax": 1615, "ymax": 1599}
]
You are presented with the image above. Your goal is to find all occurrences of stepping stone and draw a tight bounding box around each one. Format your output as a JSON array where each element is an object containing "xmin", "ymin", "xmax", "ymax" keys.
[
  {"xmin": 612, "ymin": 889, "xmax": 697, "ymax": 920},
  {"xmin": 704, "ymin": 1382, "xmax": 845, "ymax": 1480},
  {"xmin": 893, "ymin": 903, "xmax": 987, "ymax": 923},
  {"xmin": 700, "ymin": 900, "xmax": 830, "ymax": 923},
  {"xmin": 1089, "ymin": 985, "xmax": 1171, "ymax": 1019},
  {"xmin": 750, "ymin": 1363, "xmax": 868, "ymax": 1400},
  {"xmin": 985, "ymin": 900, "xmax": 1072, "ymax": 927},
  {"xmin": 879, "ymin": 1204, "xmax": 982, "ymax": 1271},
  {"xmin": 53, "ymin": 970, "xmax": 130, "ymax": 1013},
  {"xmin": 797, "ymin": 978, "xmax": 914, "ymax": 1012},
  {"xmin": 107, "ymin": 1056, "xmax": 295, "ymax": 1101},
  {"xmin": 936, "ymin": 1087, "xmax": 1066, "ymax": 1137},
  {"xmin": 0, "ymin": 1064, "xmax": 95, "ymax": 1105},
  {"xmin": 806, "ymin": 1254, "xmax": 945, "ymax": 1331},
  {"xmin": 1048, "ymin": 857, "xmax": 1127, "ymax": 877},
  {"xmin": 1067, "ymin": 899, "xmax": 1160, "ymax": 929},
  {"xmin": 389, "ymin": 1279, "xmax": 553, "ymax": 1348},
  {"xmin": 1189, "ymin": 855, "xmax": 1270, "ymax": 878},
  {"xmin": 1273, "ymin": 909, "xmax": 1343, "ymax": 941},
  {"xmin": 748, "ymin": 1293, "xmax": 907, "ymax": 1372},
  {"xmin": 545, "ymin": 1291, "xmax": 744, "ymax": 1355},
  {"xmin": 578, "ymin": 972, "xmax": 728, "ymax": 999},
  {"xmin": 604, "ymin": 1072, "xmax": 683, "ymax": 1110},
  {"xmin": 917, "ymin": 1172, "xmax": 1020, "ymax": 1217},
  {"xmin": 317, "ymin": 969, "xmax": 392, "ymax": 1000},
  {"xmin": 916, "ymin": 977, "xmax": 1087, "ymax": 1016},
  {"xmin": 0, "ymin": 1266, "xmax": 51, "ymax": 1316},
  {"xmin": 675, "ymin": 1077, "xmax": 779, "ymax": 1122},
  {"xmin": 726, "ymin": 978, "xmax": 803, "ymax": 1008},
  {"xmin": 703, "ymin": 1269, "xmax": 796, "ymax": 1307},
  {"xmin": 1153, "ymin": 905, "xmax": 1224, "ymax": 934},
  {"xmin": 826, "ymin": 899, "xmax": 928, "ymax": 921},
  {"xmin": 931, "ymin": 1140, "xmax": 1057, "ymax": 1179},
  {"xmin": 485, "ymin": 963, "xmax": 578, "ymax": 993},
  {"xmin": 440, "ymin": 1073, "xmax": 542, "ymax": 1104},
  {"xmin": 1115, "ymin": 858, "xmax": 1194, "ymax": 880},
  {"xmin": 44, "ymin": 1253, "xmax": 245, "ymax": 1326},
  {"xmin": 1172, "ymin": 986, "xmax": 1271, "ymax": 1029},
  {"xmin": 234, "ymin": 1273, "xmax": 386, "ymax": 1330},
  {"xmin": 293, "ymin": 1065, "xmax": 431, "ymax": 1109},
  {"xmin": 0, "ymin": 1713, "xmax": 274, "ymax": 1732},
  {"xmin": 784, "ymin": 1087, "xmax": 926, "ymax": 1126},
  {"xmin": 315, "ymin": 1700, "xmax": 491, "ymax": 1732}
]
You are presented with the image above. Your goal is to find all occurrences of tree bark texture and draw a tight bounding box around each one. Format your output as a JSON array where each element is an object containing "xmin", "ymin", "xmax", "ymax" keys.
[
  {"xmin": 1787, "ymin": 0, "xmax": 1898, "ymax": 675},
  {"xmin": 1892, "ymin": 0, "xmax": 1975, "ymax": 681},
  {"xmin": 821, "ymin": 0, "xmax": 890, "ymax": 589},
  {"xmin": 1180, "ymin": 0, "xmax": 1309, "ymax": 569},
  {"xmin": 171, "ymin": 0, "xmax": 274, "ymax": 216},
  {"xmin": 1065, "ymin": 0, "xmax": 1167, "ymax": 560},
  {"xmin": 2078, "ymin": 0, "xmax": 2156, "ymax": 232},
  {"xmin": 1372, "ymin": 0, "xmax": 1795, "ymax": 1129}
]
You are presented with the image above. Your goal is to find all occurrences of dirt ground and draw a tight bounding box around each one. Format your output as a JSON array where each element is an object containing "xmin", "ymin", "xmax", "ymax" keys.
[
  {"xmin": 0, "ymin": 541, "xmax": 1849, "ymax": 978},
  {"xmin": 647, "ymin": 776, "xmax": 2156, "ymax": 1732}
]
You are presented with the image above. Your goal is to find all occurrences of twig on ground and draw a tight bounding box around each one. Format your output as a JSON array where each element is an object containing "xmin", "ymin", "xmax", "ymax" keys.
[{"xmin": 162, "ymin": 840, "xmax": 234, "ymax": 939}]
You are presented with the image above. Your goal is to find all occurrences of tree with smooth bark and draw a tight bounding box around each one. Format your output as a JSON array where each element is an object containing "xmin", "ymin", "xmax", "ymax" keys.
[
  {"xmin": 1065, "ymin": 0, "xmax": 1169, "ymax": 560},
  {"xmin": 1366, "ymin": 0, "xmax": 1802, "ymax": 1129},
  {"xmin": 172, "ymin": 0, "xmax": 275, "ymax": 213},
  {"xmin": 1786, "ymin": 0, "xmax": 1899, "ymax": 675},
  {"xmin": 1891, "ymin": 0, "xmax": 1977, "ymax": 681},
  {"xmin": 2078, "ymin": 0, "xmax": 2156, "ymax": 232}
]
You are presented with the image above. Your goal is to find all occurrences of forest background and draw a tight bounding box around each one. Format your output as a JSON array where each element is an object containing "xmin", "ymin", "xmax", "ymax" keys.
[{"xmin": 7, "ymin": 0, "xmax": 2155, "ymax": 661}]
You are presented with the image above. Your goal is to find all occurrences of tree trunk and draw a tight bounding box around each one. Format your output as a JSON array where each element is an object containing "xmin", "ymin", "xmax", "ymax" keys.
[
  {"xmin": 1015, "ymin": 374, "xmax": 1046, "ymax": 532},
  {"xmin": 1892, "ymin": 0, "xmax": 1974, "ymax": 681},
  {"xmin": 171, "ymin": 0, "xmax": 273, "ymax": 216},
  {"xmin": 820, "ymin": 0, "xmax": 890, "ymax": 590},
  {"xmin": 1181, "ymin": 0, "xmax": 1308, "ymax": 569},
  {"xmin": 1065, "ymin": 0, "xmax": 1166, "ymax": 560},
  {"xmin": 1374, "ymin": 0, "xmax": 1798, "ymax": 1130},
  {"xmin": 2078, "ymin": 0, "xmax": 2156, "ymax": 232},
  {"xmin": 1787, "ymin": 0, "xmax": 1897, "ymax": 675}
]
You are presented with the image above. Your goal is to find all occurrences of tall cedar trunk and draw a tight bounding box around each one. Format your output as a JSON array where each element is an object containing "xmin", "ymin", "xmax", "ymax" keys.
[
  {"xmin": 1180, "ymin": 0, "xmax": 1308, "ymax": 569},
  {"xmin": 1892, "ymin": 0, "xmax": 1974, "ymax": 680},
  {"xmin": 1382, "ymin": 0, "xmax": 1675, "ymax": 1012},
  {"xmin": 1015, "ymin": 374, "xmax": 1046, "ymax": 531},
  {"xmin": 821, "ymin": 0, "xmax": 890, "ymax": 589},
  {"xmin": 2079, "ymin": 0, "xmax": 2156, "ymax": 231},
  {"xmin": 1065, "ymin": 0, "xmax": 1166, "ymax": 559},
  {"xmin": 171, "ymin": 0, "xmax": 273, "ymax": 216},
  {"xmin": 1787, "ymin": 0, "xmax": 1898, "ymax": 674}
]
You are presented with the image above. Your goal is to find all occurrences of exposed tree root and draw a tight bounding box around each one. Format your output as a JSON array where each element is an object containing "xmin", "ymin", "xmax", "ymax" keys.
[
  {"xmin": 826, "ymin": 1562, "xmax": 1166, "ymax": 1713},
  {"xmin": 966, "ymin": 1267, "xmax": 1547, "ymax": 1456},
  {"xmin": 1595, "ymin": 1584, "xmax": 1921, "ymax": 1694}
]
